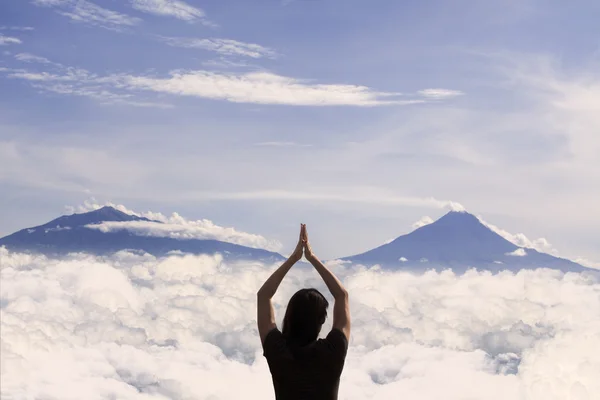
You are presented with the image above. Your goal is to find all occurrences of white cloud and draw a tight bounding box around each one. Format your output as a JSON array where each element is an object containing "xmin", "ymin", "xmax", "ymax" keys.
[
  {"xmin": 478, "ymin": 217, "xmax": 559, "ymax": 255},
  {"xmin": 166, "ymin": 189, "xmax": 463, "ymax": 209},
  {"xmin": 201, "ymin": 58, "xmax": 256, "ymax": 69},
  {"xmin": 254, "ymin": 141, "xmax": 312, "ymax": 147},
  {"xmin": 2, "ymin": 63, "xmax": 172, "ymax": 108},
  {"xmin": 14, "ymin": 53, "xmax": 52, "ymax": 64},
  {"xmin": 0, "ymin": 26, "xmax": 34, "ymax": 31},
  {"xmin": 418, "ymin": 88, "xmax": 464, "ymax": 99},
  {"xmin": 574, "ymin": 258, "xmax": 600, "ymax": 270},
  {"xmin": 120, "ymin": 70, "xmax": 415, "ymax": 106},
  {"xmin": 0, "ymin": 35, "xmax": 22, "ymax": 45},
  {"xmin": 412, "ymin": 216, "xmax": 434, "ymax": 229},
  {"xmin": 506, "ymin": 248, "xmax": 527, "ymax": 257},
  {"xmin": 33, "ymin": 0, "xmax": 141, "ymax": 30},
  {"xmin": 67, "ymin": 200, "xmax": 283, "ymax": 251},
  {"xmin": 1, "ymin": 57, "xmax": 446, "ymax": 107},
  {"xmin": 161, "ymin": 37, "xmax": 276, "ymax": 59},
  {"xmin": 86, "ymin": 220, "xmax": 282, "ymax": 252},
  {"xmin": 130, "ymin": 0, "xmax": 209, "ymax": 23},
  {"xmin": 1, "ymin": 248, "xmax": 598, "ymax": 399}
]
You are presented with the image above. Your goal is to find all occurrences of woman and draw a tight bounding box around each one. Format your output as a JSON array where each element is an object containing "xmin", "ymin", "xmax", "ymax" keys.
[{"xmin": 257, "ymin": 224, "xmax": 351, "ymax": 400}]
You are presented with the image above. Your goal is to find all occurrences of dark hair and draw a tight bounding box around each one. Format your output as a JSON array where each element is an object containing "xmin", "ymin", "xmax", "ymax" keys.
[{"xmin": 282, "ymin": 288, "xmax": 329, "ymax": 347}]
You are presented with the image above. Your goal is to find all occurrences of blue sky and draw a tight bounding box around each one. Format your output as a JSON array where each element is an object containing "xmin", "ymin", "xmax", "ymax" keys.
[{"xmin": 0, "ymin": 0, "xmax": 599, "ymax": 265}]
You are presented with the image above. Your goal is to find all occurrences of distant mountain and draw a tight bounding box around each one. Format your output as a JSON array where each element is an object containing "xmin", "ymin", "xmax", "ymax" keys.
[
  {"xmin": 0, "ymin": 206, "xmax": 285, "ymax": 262},
  {"xmin": 342, "ymin": 211, "xmax": 591, "ymax": 273}
]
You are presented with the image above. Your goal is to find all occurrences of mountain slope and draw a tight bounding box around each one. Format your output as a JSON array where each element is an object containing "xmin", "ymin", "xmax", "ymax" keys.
[
  {"xmin": 0, "ymin": 206, "xmax": 285, "ymax": 262},
  {"xmin": 342, "ymin": 211, "xmax": 590, "ymax": 273}
]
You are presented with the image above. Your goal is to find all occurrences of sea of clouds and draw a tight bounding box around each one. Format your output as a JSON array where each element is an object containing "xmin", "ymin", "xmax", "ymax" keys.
[{"xmin": 1, "ymin": 247, "xmax": 599, "ymax": 400}]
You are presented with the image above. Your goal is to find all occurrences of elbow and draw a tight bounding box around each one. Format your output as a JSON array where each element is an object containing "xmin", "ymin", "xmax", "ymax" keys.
[
  {"xmin": 335, "ymin": 288, "xmax": 348, "ymax": 300},
  {"xmin": 257, "ymin": 288, "xmax": 271, "ymax": 300}
]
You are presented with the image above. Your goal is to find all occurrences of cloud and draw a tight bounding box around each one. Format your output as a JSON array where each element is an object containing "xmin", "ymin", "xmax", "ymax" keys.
[
  {"xmin": 574, "ymin": 258, "xmax": 600, "ymax": 270},
  {"xmin": 506, "ymin": 248, "xmax": 527, "ymax": 257},
  {"xmin": 1, "ymin": 62, "xmax": 172, "ymax": 108},
  {"xmin": 1, "ymin": 55, "xmax": 446, "ymax": 107},
  {"xmin": 0, "ymin": 35, "xmax": 22, "ymax": 45},
  {"xmin": 66, "ymin": 199, "xmax": 283, "ymax": 252},
  {"xmin": 478, "ymin": 217, "xmax": 559, "ymax": 255},
  {"xmin": 1, "ymin": 248, "xmax": 599, "ymax": 399},
  {"xmin": 14, "ymin": 53, "xmax": 53, "ymax": 64},
  {"xmin": 0, "ymin": 26, "xmax": 35, "ymax": 31},
  {"xmin": 33, "ymin": 0, "xmax": 141, "ymax": 30},
  {"xmin": 418, "ymin": 88, "xmax": 464, "ymax": 99},
  {"xmin": 254, "ymin": 141, "xmax": 312, "ymax": 147},
  {"xmin": 163, "ymin": 189, "xmax": 463, "ymax": 209},
  {"xmin": 160, "ymin": 37, "xmax": 276, "ymax": 59},
  {"xmin": 487, "ymin": 51, "xmax": 600, "ymax": 166},
  {"xmin": 120, "ymin": 70, "xmax": 416, "ymax": 106},
  {"xmin": 130, "ymin": 0, "xmax": 210, "ymax": 24},
  {"xmin": 412, "ymin": 216, "xmax": 434, "ymax": 229},
  {"xmin": 201, "ymin": 58, "xmax": 256, "ymax": 69},
  {"xmin": 86, "ymin": 220, "xmax": 283, "ymax": 252}
]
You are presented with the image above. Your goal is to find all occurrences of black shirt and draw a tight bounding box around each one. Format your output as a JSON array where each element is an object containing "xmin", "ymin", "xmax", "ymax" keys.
[{"xmin": 262, "ymin": 328, "xmax": 348, "ymax": 400}]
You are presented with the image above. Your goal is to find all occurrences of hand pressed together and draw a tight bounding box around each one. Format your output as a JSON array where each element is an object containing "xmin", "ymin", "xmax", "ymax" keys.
[
  {"xmin": 289, "ymin": 224, "xmax": 306, "ymax": 262},
  {"xmin": 302, "ymin": 225, "xmax": 316, "ymax": 262},
  {"xmin": 289, "ymin": 223, "xmax": 318, "ymax": 263}
]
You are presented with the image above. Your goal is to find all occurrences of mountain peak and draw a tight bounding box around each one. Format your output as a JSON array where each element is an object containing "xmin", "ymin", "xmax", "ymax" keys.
[
  {"xmin": 344, "ymin": 210, "xmax": 589, "ymax": 273},
  {"xmin": 434, "ymin": 210, "xmax": 480, "ymax": 225},
  {"xmin": 39, "ymin": 206, "xmax": 150, "ymax": 229}
]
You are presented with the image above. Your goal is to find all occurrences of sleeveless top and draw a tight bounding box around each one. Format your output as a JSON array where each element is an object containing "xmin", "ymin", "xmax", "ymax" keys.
[{"xmin": 262, "ymin": 327, "xmax": 348, "ymax": 400}]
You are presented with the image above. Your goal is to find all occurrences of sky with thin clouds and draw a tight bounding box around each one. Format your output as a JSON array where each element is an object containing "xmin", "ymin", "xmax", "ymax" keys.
[{"xmin": 0, "ymin": 0, "xmax": 599, "ymax": 265}]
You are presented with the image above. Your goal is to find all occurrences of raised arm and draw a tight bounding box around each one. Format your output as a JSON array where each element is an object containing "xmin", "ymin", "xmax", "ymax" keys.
[
  {"xmin": 303, "ymin": 227, "xmax": 351, "ymax": 341},
  {"xmin": 257, "ymin": 224, "xmax": 305, "ymax": 344}
]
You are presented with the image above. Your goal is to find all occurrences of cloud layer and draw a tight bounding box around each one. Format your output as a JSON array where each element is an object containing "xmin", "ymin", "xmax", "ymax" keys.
[{"xmin": 1, "ymin": 248, "xmax": 598, "ymax": 399}]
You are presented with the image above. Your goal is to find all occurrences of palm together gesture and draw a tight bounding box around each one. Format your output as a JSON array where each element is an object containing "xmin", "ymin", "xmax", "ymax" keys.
[{"xmin": 290, "ymin": 224, "xmax": 316, "ymax": 262}]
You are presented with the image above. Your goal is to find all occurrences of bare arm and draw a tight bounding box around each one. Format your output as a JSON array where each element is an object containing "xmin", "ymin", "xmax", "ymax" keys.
[
  {"xmin": 304, "ymin": 230, "xmax": 351, "ymax": 341},
  {"xmin": 257, "ymin": 224, "xmax": 305, "ymax": 344}
]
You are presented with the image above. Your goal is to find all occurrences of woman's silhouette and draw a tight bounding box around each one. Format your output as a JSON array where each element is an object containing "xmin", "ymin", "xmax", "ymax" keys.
[{"xmin": 257, "ymin": 224, "xmax": 351, "ymax": 400}]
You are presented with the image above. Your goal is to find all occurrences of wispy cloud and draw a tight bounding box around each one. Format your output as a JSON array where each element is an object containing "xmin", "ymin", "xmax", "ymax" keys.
[
  {"xmin": 160, "ymin": 37, "xmax": 276, "ymax": 59},
  {"xmin": 178, "ymin": 189, "xmax": 464, "ymax": 210},
  {"xmin": 0, "ymin": 26, "xmax": 35, "ymax": 31},
  {"xmin": 254, "ymin": 142, "xmax": 312, "ymax": 147},
  {"xmin": 130, "ymin": 0, "xmax": 211, "ymax": 24},
  {"xmin": 412, "ymin": 216, "xmax": 434, "ymax": 229},
  {"xmin": 33, "ymin": 0, "xmax": 140, "ymax": 30},
  {"xmin": 202, "ymin": 58, "xmax": 256, "ymax": 70},
  {"xmin": 1, "ymin": 61, "xmax": 172, "ymax": 109},
  {"xmin": 418, "ymin": 88, "xmax": 464, "ymax": 99},
  {"xmin": 121, "ymin": 70, "xmax": 415, "ymax": 106},
  {"xmin": 0, "ymin": 35, "xmax": 22, "ymax": 46},
  {"xmin": 2, "ymin": 55, "xmax": 453, "ymax": 107},
  {"xmin": 14, "ymin": 53, "xmax": 53, "ymax": 64}
]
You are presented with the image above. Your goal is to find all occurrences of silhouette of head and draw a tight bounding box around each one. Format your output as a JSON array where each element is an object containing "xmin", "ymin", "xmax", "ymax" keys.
[{"xmin": 282, "ymin": 288, "xmax": 329, "ymax": 346}]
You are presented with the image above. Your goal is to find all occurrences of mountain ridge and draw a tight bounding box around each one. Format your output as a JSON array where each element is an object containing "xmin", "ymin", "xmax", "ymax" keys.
[
  {"xmin": 0, "ymin": 206, "xmax": 284, "ymax": 262},
  {"xmin": 0, "ymin": 207, "xmax": 591, "ymax": 273}
]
